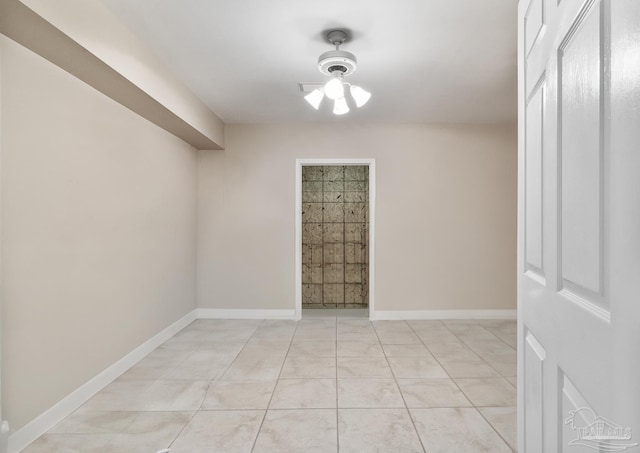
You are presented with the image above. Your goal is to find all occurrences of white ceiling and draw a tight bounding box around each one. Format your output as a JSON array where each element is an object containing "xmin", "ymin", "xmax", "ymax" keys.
[{"xmin": 100, "ymin": 0, "xmax": 517, "ymax": 124}]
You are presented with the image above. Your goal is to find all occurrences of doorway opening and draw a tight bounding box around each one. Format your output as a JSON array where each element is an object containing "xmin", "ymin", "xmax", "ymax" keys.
[{"xmin": 295, "ymin": 159, "xmax": 376, "ymax": 320}]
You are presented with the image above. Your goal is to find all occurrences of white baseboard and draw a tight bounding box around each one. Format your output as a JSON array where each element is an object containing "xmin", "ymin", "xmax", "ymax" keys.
[
  {"xmin": 7, "ymin": 310, "xmax": 197, "ymax": 453},
  {"xmin": 370, "ymin": 309, "xmax": 517, "ymax": 320},
  {"xmin": 196, "ymin": 308, "xmax": 296, "ymax": 320}
]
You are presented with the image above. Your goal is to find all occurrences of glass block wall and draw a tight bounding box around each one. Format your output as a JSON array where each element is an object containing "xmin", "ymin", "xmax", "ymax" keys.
[{"xmin": 301, "ymin": 166, "xmax": 369, "ymax": 309}]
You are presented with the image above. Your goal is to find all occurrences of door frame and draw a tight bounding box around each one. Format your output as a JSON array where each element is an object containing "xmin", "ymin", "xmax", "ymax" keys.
[
  {"xmin": 0, "ymin": 40, "xmax": 8, "ymax": 453},
  {"xmin": 294, "ymin": 158, "xmax": 376, "ymax": 320}
]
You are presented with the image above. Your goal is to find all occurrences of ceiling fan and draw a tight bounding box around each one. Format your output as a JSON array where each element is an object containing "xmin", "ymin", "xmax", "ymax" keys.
[{"xmin": 302, "ymin": 29, "xmax": 371, "ymax": 115}]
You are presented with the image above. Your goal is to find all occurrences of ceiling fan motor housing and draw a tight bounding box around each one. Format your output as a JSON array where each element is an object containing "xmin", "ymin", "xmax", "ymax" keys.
[{"xmin": 318, "ymin": 49, "xmax": 357, "ymax": 76}]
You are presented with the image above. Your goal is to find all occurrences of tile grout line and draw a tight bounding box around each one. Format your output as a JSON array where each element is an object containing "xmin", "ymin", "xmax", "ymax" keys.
[
  {"xmin": 481, "ymin": 323, "xmax": 518, "ymax": 349},
  {"xmin": 476, "ymin": 406, "xmax": 517, "ymax": 452},
  {"xmin": 437, "ymin": 320, "xmax": 503, "ymax": 378},
  {"xmin": 407, "ymin": 320, "xmax": 465, "ymax": 386},
  {"xmin": 403, "ymin": 319, "xmax": 482, "ymax": 441},
  {"xmin": 166, "ymin": 405, "xmax": 199, "ymax": 450},
  {"xmin": 372, "ymin": 320, "xmax": 428, "ymax": 453},
  {"xmin": 405, "ymin": 320, "xmax": 505, "ymax": 448},
  {"xmin": 431, "ymin": 321, "xmax": 504, "ymax": 383},
  {"xmin": 169, "ymin": 319, "xmax": 265, "ymax": 450},
  {"xmin": 249, "ymin": 319, "xmax": 297, "ymax": 453},
  {"xmin": 46, "ymin": 404, "xmax": 517, "ymax": 414},
  {"xmin": 164, "ymin": 319, "xmax": 270, "ymax": 451},
  {"xmin": 472, "ymin": 325, "xmax": 518, "ymax": 389},
  {"xmin": 204, "ymin": 320, "xmax": 265, "ymax": 390},
  {"xmin": 457, "ymin": 321, "xmax": 517, "ymax": 452},
  {"xmin": 446, "ymin": 321, "xmax": 517, "ymax": 376},
  {"xmin": 431, "ymin": 320, "xmax": 515, "ymax": 452},
  {"xmin": 438, "ymin": 321, "xmax": 517, "ymax": 390}
]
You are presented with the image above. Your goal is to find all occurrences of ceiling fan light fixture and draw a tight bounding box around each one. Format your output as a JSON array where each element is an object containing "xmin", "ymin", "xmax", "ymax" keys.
[
  {"xmin": 324, "ymin": 75, "xmax": 345, "ymax": 100},
  {"xmin": 350, "ymin": 85, "xmax": 371, "ymax": 107},
  {"xmin": 333, "ymin": 97, "xmax": 350, "ymax": 115},
  {"xmin": 301, "ymin": 29, "xmax": 370, "ymax": 115},
  {"xmin": 304, "ymin": 87, "xmax": 324, "ymax": 109}
]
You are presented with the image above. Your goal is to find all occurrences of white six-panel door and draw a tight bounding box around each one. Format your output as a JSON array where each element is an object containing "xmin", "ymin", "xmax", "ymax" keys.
[{"xmin": 518, "ymin": 0, "xmax": 640, "ymax": 451}]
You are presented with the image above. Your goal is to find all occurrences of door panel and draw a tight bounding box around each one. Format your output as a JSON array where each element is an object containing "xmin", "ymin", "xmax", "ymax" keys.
[
  {"xmin": 560, "ymin": 373, "xmax": 597, "ymax": 453},
  {"xmin": 525, "ymin": 0, "xmax": 545, "ymax": 56},
  {"xmin": 558, "ymin": 0, "xmax": 604, "ymax": 300},
  {"xmin": 524, "ymin": 331, "xmax": 545, "ymax": 452},
  {"xmin": 525, "ymin": 77, "xmax": 545, "ymax": 278},
  {"xmin": 518, "ymin": 0, "xmax": 640, "ymax": 451}
]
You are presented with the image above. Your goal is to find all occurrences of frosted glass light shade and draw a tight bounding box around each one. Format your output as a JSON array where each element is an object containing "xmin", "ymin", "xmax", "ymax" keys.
[
  {"xmin": 333, "ymin": 97, "xmax": 349, "ymax": 115},
  {"xmin": 324, "ymin": 77, "xmax": 345, "ymax": 100},
  {"xmin": 304, "ymin": 88, "xmax": 324, "ymax": 110},
  {"xmin": 350, "ymin": 85, "xmax": 371, "ymax": 107}
]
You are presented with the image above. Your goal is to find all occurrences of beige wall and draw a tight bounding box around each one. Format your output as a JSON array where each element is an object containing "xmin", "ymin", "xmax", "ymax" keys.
[
  {"xmin": 2, "ymin": 0, "xmax": 224, "ymax": 149},
  {"xmin": 0, "ymin": 37, "xmax": 198, "ymax": 430},
  {"xmin": 198, "ymin": 123, "xmax": 517, "ymax": 312},
  {"xmin": 0, "ymin": 30, "xmax": 516, "ymax": 433}
]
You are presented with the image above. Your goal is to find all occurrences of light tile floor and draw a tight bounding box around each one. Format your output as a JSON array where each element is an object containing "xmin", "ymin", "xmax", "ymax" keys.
[{"xmin": 25, "ymin": 310, "xmax": 517, "ymax": 452}]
